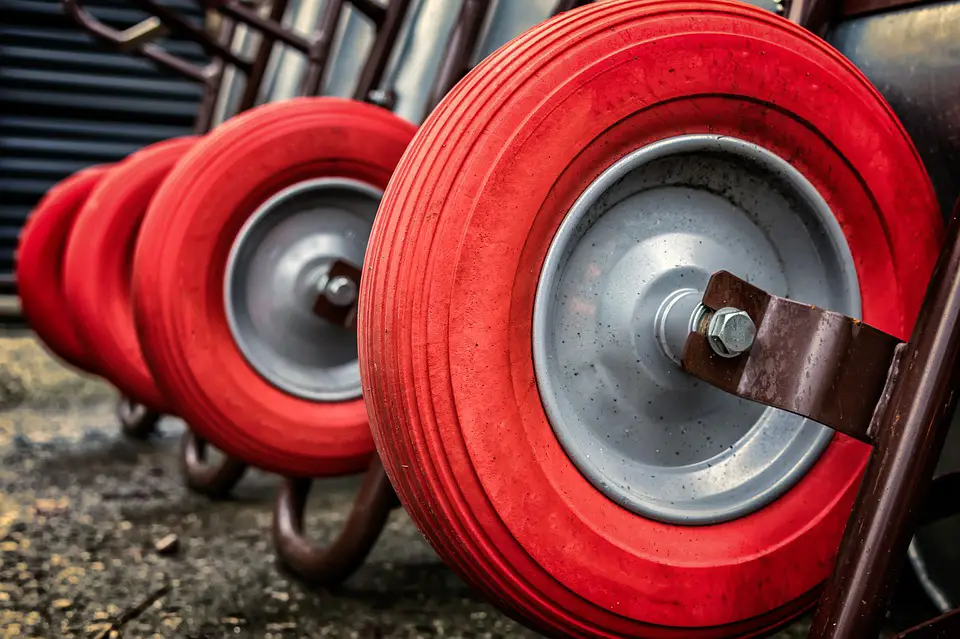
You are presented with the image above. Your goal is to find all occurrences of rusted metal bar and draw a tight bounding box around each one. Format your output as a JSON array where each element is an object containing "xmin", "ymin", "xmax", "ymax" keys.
[
  {"xmin": 116, "ymin": 396, "xmax": 160, "ymax": 440},
  {"xmin": 193, "ymin": 16, "xmax": 237, "ymax": 133},
  {"xmin": 682, "ymin": 270, "xmax": 900, "ymax": 444},
  {"xmin": 63, "ymin": 0, "xmax": 210, "ymax": 81},
  {"xmin": 895, "ymin": 607, "xmax": 960, "ymax": 639},
  {"xmin": 217, "ymin": 1, "xmax": 312, "ymax": 51},
  {"xmin": 180, "ymin": 431, "xmax": 249, "ymax": 499},
  {"xmin": 806, "ymin": 208, "xmax": 960, "ymax": 638},
  {"xmin": 351, "ymin": 0, "xmax": 387, "ymax": 24},
  {"xmin": 425, "ymin": 0, "xmax": 491, "ymax": 113},
  {"xmin": 298, "ymin": 0, "xmax": 347, "ymax": 96},
  {"xmin": 237, "ymin": 0, "xmax": 291, "ymax": 112},
  {"xmin": 353, "ymin": 0, "xmax": 412, "ymax": 101},
  {"xmin": 129, "ymin": 0, "xmax": 251, "ymax": 68},
  {"xmin": 273, "ymin": 458, "xmax": 399, "ymax": 586}
]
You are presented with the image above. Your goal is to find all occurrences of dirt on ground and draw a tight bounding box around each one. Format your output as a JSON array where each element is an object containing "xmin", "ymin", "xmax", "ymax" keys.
[{"xmin": 2, "ymin": 333, "xmax": 938, "ymax": 639}]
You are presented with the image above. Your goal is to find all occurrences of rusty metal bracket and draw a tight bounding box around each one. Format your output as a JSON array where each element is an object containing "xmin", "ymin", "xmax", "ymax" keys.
[
  {"xmin": 116, "ymin": 396, "xmax": 161, "ymax": 439},
  {"xmin": 180, "ymin": 430, "xmax": 249, "ymax": 499},
  {"xmin": 273, "ymin": 458, "xmax": 399, "ymax": 587},
  {"xmin": 682, "ymin": 205, "xmax": 960, "ymax": 639},
  {"xmin": 682, "ymin": 270, "xmax": 902, "ymax": 445}
]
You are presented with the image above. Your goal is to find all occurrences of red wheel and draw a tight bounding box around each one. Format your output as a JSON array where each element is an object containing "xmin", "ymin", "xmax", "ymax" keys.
[
  {"xmin": 64, "ymin": 138, "xmax": 196, "ymax": 412},
  {"xmin": 358, "ymin": 2, "xmax": 942, "ymax": 638},
  {"xmin": 16, "ymin": 166, "xmax": 111, "ymax": 374},
  {"xmin": 134, "ymin": 97, "xmax": 416, "ymax": 476}
]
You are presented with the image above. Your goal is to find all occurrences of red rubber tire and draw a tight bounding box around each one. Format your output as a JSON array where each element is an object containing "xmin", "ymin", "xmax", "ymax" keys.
[
  {"xmin": 133, "ymin": 97, "xmax": 416, "ymax": 477},
  {"xmin": 358, "ymin": 2, "xmax": 943, "ymax": 638},
  {"xmin": 64, "ymin": 137, "xmax": 196, "ymax": 413},
  {"xmin": 16, "ymin": 166, "xmax": 111, "ymax": 374}
]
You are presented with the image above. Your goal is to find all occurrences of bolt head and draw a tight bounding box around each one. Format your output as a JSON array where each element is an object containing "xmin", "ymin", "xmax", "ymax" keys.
[
  {"xmin": 707, "ymin": 307, "xmax": 756, "ymax": 357},
  {"xmin": 324, "ymin": 275, "xmax": 358, "ymax": 307},
  {"xmin": 366, "ymin": 88, "xmax": 397, "ymax": 110}
]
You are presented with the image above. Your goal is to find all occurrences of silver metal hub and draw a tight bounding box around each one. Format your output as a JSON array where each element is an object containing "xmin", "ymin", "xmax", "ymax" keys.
[
  {"xmin": 654, "ymin": 289, "xmax": 707, "ymax": 365},
  {"xmin": 532, "ymin": 135, "xmax": 861, "ymax": 525},
  {"xmin": 224, "ymin": 177, "xmax": 382, "ymax": 401}
]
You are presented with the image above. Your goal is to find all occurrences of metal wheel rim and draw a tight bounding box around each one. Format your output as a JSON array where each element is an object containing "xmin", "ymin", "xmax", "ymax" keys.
[
  {"xmin": 224, "ymin": 177, "xmax": 381, "ymax": 402},
  {"xmin": 532, "ymin": 134, "xmax": 861, "ymax": 525}
]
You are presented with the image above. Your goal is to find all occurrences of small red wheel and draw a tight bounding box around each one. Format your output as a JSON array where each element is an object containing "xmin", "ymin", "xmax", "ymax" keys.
[
  {"xmin": 17, "ymin": 166, "xmax": 111, "ymax": 374},
  {"xmin": 64, "ymin": 137, "xmax": 196, "ymax": 412},
  {"xmin": 134, "ymin": 97, "xmax": 416, "ymax": 476},
  {"xmin": 358, "ymin": 2, "xmax": 942, "ymax": 638}
]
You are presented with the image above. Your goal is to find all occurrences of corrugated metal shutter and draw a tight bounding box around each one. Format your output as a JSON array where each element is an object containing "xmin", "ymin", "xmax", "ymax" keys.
[{"xmin": 0, "ymin": 0, "xmax": 207, "ymax": 303}]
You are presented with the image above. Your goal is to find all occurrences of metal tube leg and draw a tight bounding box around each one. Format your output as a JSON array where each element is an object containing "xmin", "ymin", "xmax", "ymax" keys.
[
  {"xmin": 272, "ymin": 457, "xmax": 398, "ymax": 587},
  {"xmin": 117, "ymin": 396, "xmax": 160, "ymax": 439},
  {"xmin": 809, "ymin": 209, "xmax": 960, "ymax": 639},
  {"xmin": 180, "ymin": 430, "xmax": 248, "ymax": 499}
]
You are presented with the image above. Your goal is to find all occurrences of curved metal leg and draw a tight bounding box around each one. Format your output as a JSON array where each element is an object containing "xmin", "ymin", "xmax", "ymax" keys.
[
  {"xmin": 117, "ymin": 395, "xmax": 160, "ymax": 439},
  {"xmin": 273, "ymin": 457, "xmax": 398, "ymax": 587},
  {"xmin": 180, "ymin": 430, "xmax": 248, "ymax": 499}
]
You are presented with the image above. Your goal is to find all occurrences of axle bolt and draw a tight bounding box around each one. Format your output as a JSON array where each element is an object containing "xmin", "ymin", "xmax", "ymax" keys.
[
  {"xmin": 707, "ymin": 307, "xmax": 756, "ymax": 358},
  {"xmin": 324, "ymin": 275, "xmax": 358, "ymax": 307}
]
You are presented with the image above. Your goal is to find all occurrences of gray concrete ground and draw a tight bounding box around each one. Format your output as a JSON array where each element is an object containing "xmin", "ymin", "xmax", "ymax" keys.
[{"xmin": 0, "ymin": 334, "xmax": 845, "ymax": 639}]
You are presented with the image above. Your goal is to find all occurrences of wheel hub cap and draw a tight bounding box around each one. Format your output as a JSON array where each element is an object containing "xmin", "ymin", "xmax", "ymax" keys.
[
  {"xmin": 224, "ymin": 177, "xmax": 381, "ymax": 401},
  {"xmin": 533, "ymin": 135, "xmax": 860, "ymax": 525}
]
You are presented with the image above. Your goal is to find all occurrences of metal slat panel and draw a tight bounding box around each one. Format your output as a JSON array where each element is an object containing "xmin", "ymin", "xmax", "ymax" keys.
[
  {"xmin": 1, "ymin": 157, "xmax": 93, "ymax": 179},
  {"xmin": 2, "ymin": 44, "xmax": 191, "ymax": 75},
  {"xmin": 0, "ymin": 25, "xmax": 207, "ymax": 59},
  {"xmin": 0, "ymin": 0, "xmax": 208, "ymax": 308},
  {"xmin": 2, "ymin": 67, "xmax": 203, "ymax": 98},
  {"xmin": 1, "ymin": 89, "xmax": 200, "ymax": 120},
  {"xmin": 1, "ymin": 115, "xmax": 187, "ymax": 141},
  {"xmin": 1, "ymin": 136, "xmax": 148, "ymax": 160},
  {"xmin": 5, "ymin": 0, "xmax": 192, "ymax": 27}
]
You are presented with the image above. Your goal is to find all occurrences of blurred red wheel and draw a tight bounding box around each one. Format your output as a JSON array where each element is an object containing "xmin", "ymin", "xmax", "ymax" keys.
[
  {"xmin": 17, "ymin": 166, "xmax": 110, "ymax": 374},
  {"xmin": 64, "ymin": 137, "xmax": 196, "ymax": 412},
  {"xmin": 358, "ymin": 1, "xmax": 942, "ymax": 638},
  {"xmin": 134, "ymin": 97, "xmax": 416, "ymax": 476}
]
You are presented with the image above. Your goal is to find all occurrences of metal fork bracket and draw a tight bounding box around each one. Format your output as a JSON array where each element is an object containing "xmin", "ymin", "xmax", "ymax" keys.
[
  {"xmin": 272, "ymin": 459, "xmax": 399, "ymax": 587},
  {"xmin": 680, "ymin": 209, "xmax": 960, "ymax": 638}
]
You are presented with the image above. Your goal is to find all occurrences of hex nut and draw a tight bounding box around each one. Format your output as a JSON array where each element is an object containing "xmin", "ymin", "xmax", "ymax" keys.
[{"xmin": 707, "ymin": 307, "xmax": 757, "ymax": 357}]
